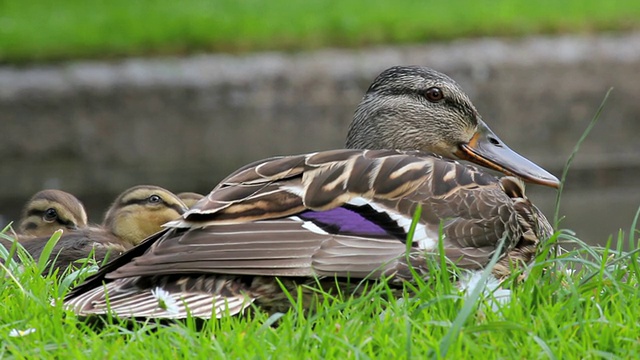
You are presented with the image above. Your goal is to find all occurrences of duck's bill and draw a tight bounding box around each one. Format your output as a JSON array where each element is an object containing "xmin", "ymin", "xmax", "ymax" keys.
[{"xmin": 455, "ymin": 121, "xmax": 560, "ymax": 188}]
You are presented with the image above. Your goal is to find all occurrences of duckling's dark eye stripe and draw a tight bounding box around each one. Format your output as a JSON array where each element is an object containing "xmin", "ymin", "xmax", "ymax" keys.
[
  {"xmin": 122, "ymin": 198, "xmax": 186, "ymax": 214},
  {"xmin": 25, "ymin": 209, "xmax": 76, "ymax": 227},
  {"xmin": 167, "ymin": 202, "xmax": 187, "ymax": 214},
  {"xmin": 122, "ymin": 198, "xmax": 151, "ymax": 207},
  {"xmin": 26, "ymin": 209, "xmax": 45, "ymax": 217},
  {"xmin": 23, "ymin": 222, "xmax": 38, "ymax": 230}
]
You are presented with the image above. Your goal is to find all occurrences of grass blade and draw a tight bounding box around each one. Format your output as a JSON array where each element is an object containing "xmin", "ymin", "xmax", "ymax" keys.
[
  {"xmin": 36, "ymin": 229, "xmax": 63, "ymax": 273},
  {"xmin": 436, "ymin": 236, "xmax": 507, "ymax": 358},
  {"xmin": 553, "ymin": 88, "xmax": 613, "ymax": 227}
]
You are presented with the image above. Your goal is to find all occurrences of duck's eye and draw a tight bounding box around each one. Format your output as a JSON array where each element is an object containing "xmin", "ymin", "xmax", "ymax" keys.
[
  {"xmin": 43, "ymin": 208, "xmax": 58, "ymax": 222},
  {"xmin": 424, "ymin": 87, "xmax": 444, "ymax": 102},
  {"xmin": 148, "ymin": 195, "xmax": 162, "ymax": 204}
]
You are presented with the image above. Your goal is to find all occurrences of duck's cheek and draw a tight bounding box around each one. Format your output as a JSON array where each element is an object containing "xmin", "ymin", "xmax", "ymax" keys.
[
  {"xmin": 427, "ymin": 140, "xmax": 459, "ymax": 159},
  {"xmin": 147, "ymin": 209, "xmax": 184, "ymax": 227}
]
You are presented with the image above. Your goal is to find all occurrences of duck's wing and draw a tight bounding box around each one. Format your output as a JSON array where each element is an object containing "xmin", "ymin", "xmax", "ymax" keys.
[{"xmin": 73, "ymin": 149, "xmax": 548, "ymax": 282}]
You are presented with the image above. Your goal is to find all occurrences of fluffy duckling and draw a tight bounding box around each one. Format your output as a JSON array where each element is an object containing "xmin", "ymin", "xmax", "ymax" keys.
[
  {"xmin": 176, "ymin": 192, "xmax": 204, "ymax": 208},
  {"xmin": 65, "ymin": 66, "xmax": 558, "ymax": 319},
  {"xmin": 102, "ymin": 185, "xmax": 189, "ymax": 248},
  {"xmin": 18, "ymin": 189, "xmax": 88, "ymax": 237},
  {"xmin": 2, "ymin": 185, "xmax": 187, "ymax": 272}
]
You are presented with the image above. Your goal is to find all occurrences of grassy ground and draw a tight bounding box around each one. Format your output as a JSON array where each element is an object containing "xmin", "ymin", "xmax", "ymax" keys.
[
  {"xmin": 1, "ymin": 0, "xmax": 640, "ymax": 63},
  {"xmin": 1, "ymin": 223, "xmax": 639, "ymax": 358}
]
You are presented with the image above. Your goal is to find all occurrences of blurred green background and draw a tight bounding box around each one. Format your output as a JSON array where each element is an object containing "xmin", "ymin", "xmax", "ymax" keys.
[{"xmin": 1, "ymin": 0, "xmax": 640, "ymax": 63}]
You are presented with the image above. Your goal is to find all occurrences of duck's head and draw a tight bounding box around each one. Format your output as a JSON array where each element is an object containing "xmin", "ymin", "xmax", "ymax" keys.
[
  {"xmin": 103, "ymin": 185, "xmax": 188, "ymax": 246},
  {"xmin": 177, "ymin": 192, "xmax": 205, "ymax": 208},
  {"xmin": 19, "ymin": 189, "xmax": 88, "ymax": 236},
  {"xmin": 346, "ymin": 66, "xmax": 559, "ymax": 188}
]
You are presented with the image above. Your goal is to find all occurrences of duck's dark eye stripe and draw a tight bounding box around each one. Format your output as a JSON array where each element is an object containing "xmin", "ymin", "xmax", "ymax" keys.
[
  {"xmin": 122, "ymin": 198, "xmax": 160, "ymax": 207},
  {"xmin": 57, "ymin": 218, "xmax": 77, "ymax": 227},
  {"xmin": 23, "ymin": 222, "xmax": 38, "ymax": 230},
  {"xmin": 443, "ymin": 98, "xmax": 477, "ymax": 125},
  {"xmin": 168, "ymin": 203, "xmax": 186, "ymax": 215},
  {"xmin": 371, "ymin": 87, "xmax": 422, "ymax": 97},
  {"xmin": 24, "ymin": 210, "xmax": 76, "ymax": 227},
  {"xmin": 122, "ymin": 197, "xmax": 186, "ymax": 215},
  {"xmin": 26, "ymin": 209, "xmax": 45, "ymax": 217}
]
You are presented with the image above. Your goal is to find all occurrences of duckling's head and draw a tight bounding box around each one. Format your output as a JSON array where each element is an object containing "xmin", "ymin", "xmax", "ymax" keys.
[
  {"xmin": 177, "ymin": 192, "xmax": 204, "ymax": 208},
  {"xmin": 103, "ymin": 185, "xmax": 188, "ymax": 246},
  {"xmin": 347, "ymin": 66, "xmax": 559, "ymax": 188},
  {"xmin": 19, "ymin": 189, "xmax": 88, "ymax": 236}
]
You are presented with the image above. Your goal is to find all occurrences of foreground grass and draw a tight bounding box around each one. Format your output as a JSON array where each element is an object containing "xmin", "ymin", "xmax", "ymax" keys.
[
  {"xmin": 1, "ymin": 226, "xmax": 639, "ymax": 358},
  {"xmin": 1, "ymin": 0, "xmax": 640, "ymax": 63}
]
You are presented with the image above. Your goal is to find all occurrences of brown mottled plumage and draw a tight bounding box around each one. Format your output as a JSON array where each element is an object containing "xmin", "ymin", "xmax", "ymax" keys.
[
  {"xmin": 18, "ymin": 189, "xmax": 88, "ymax": 237},
  {"xmin": 65, "ymin": 66, "xmax": 558, "ymax": 319},
  {"xmin": 2, "ymin": 185, "xmax": 187, "ymax": 272}
]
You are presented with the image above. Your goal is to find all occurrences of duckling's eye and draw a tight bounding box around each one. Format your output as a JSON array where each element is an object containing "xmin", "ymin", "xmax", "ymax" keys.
[
  {"xmin": 148, "ymin": 195, "xmax": 162, "ymax": 204},
  {"xmin": 424, "ymin": 87, "xmax": 444, "ymax": 102},
  {"xmin": 43, "ymin": 208, "xmax": 58, "ymax": 222}
]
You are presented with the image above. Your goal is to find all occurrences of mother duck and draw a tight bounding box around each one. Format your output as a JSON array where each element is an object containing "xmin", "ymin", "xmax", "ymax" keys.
[{"xmin": 65, "ymin": 66, "xmax": 559, "ymax": 319}]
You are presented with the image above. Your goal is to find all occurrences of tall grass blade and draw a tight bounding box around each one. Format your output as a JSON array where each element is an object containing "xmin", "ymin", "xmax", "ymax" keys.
[
  {"xmin": 553, "ymin": 88, "xmax": 613, "ymax": 228},
  {"xmin": 627, "ymin": 206, "xmax": 640, "ymax": 277},
  {"xmin": 405, "ymin": 204, "xmax": 422, "ymax": 253},
  {"xmin": 36, "ymin": 229, "xmax": 63, "ymax": 273}
]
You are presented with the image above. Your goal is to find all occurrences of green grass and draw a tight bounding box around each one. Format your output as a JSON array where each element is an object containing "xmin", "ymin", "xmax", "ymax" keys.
[
  {"xmin": 1, "ymin": 0, "xmax": 640, "ymax": 63},
  {"xmin": 1, "ymin": 224, "xmax": 640, "ymax": 358}
]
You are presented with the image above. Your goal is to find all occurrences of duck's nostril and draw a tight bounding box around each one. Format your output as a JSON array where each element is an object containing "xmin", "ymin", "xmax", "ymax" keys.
[{"xmin": 488, "ymin": 137, "xmax": 501, "ymax": 146}]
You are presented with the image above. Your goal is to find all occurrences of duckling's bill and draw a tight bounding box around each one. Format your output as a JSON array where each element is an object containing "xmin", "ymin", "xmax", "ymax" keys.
[{"xmin": 455, "ymin": 120, "xmax": 560, "ymax": 188}]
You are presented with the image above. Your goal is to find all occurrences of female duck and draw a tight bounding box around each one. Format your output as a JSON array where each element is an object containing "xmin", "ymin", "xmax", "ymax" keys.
[{"xmin": 65, "ymin": 66, "xmax": 559, "ymax": 319}]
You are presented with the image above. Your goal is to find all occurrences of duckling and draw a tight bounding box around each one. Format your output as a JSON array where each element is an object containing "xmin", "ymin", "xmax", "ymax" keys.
[
  {"xmin": 176, "ymin": 192, "xmax": 204, "ymax": 208},
  {"xmin": 18, "ymin": 189, "xmax": 88, "ymax": 237},
  {"xmin": 102, "ymin": 185, "xmax": 189, "ymax": 249},
  {"xmin": 65, "ymin": 66, "xmax": 559, "ymax": 319},
  {"xmin": 1, "ymin": 185, "xmax": 187, "ymax": 272}
]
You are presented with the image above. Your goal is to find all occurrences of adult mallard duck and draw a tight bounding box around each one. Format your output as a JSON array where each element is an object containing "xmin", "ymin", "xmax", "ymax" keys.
[
  {"xmin": 2, "ymin": 185, "xmax": 187, "ymax": 272},
  {"xmin": 64, "ymin": 66, "xmax": 559, "ymax": 319},
  {"xmin": 176, "ymin": 192, "xmax": 205, "ymax": 208},
  {"xmin": 18, "ymin": 189, "xmax": 88, "ymax": 237}
]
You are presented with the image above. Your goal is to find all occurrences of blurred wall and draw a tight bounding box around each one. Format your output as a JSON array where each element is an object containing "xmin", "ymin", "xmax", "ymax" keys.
[{"xmin": 1, "ymin": 33, "xmax": 639, "ymax": 245}]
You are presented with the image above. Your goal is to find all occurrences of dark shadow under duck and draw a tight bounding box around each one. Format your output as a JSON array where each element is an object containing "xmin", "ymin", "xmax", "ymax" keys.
[{"xmin": 65, "ymin": 66, "xmax": 559, "ymax": 319}]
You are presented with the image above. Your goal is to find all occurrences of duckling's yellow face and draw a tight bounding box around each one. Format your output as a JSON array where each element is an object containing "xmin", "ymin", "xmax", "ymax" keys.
[
  {"xmin": 104, "ymin": 186, "xmax": 187, "ymax": 246},
  {"xmin": 19, "ymin": 190, "xmax": 88, "ymax": 237}
]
